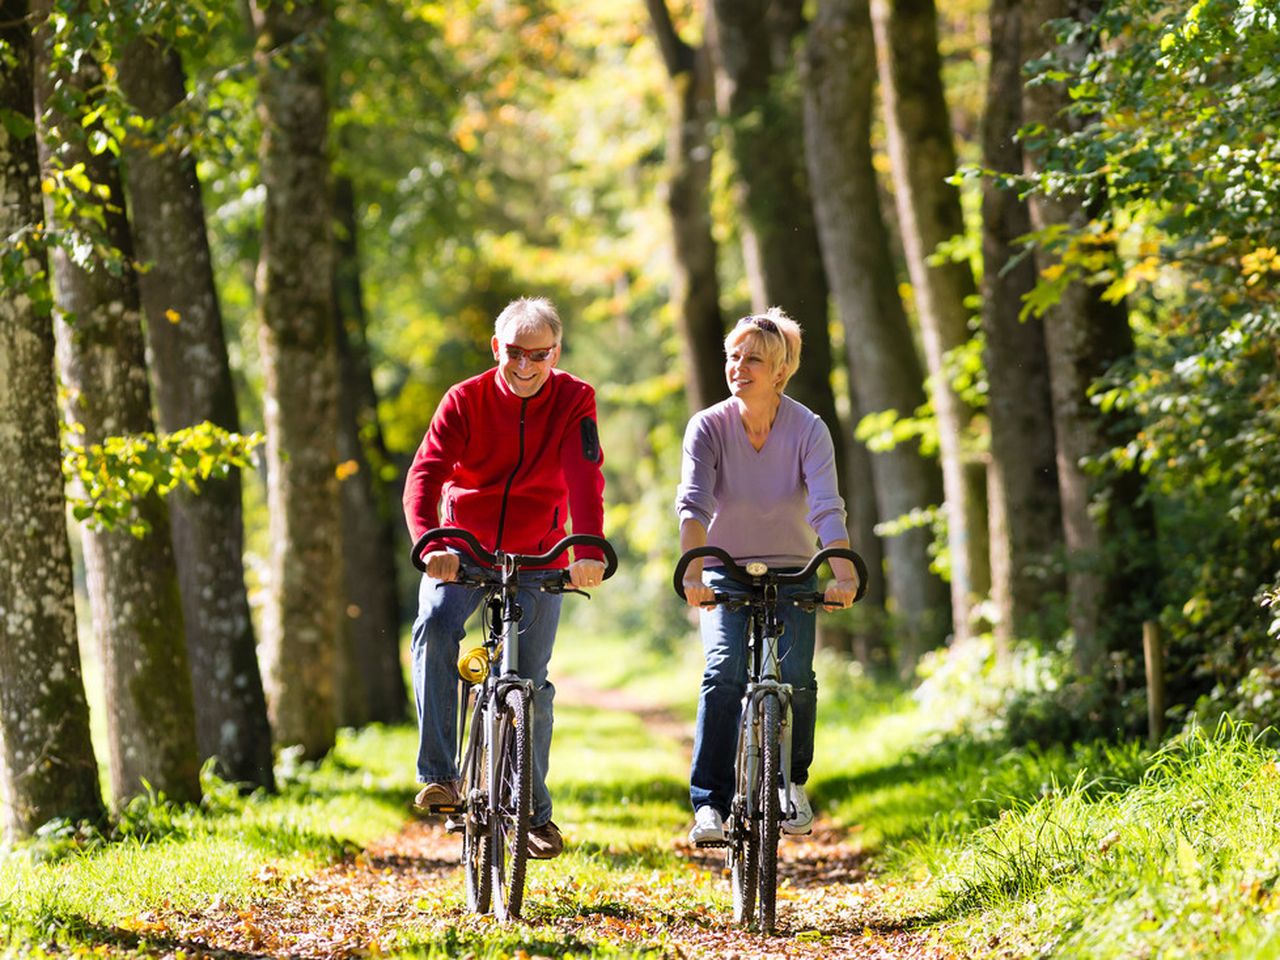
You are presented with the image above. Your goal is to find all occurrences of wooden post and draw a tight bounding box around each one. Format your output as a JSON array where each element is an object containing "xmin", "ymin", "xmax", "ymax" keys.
[{"xmin": 1143, "ymin": 621, "xmax": 1166, "ymax": 746}]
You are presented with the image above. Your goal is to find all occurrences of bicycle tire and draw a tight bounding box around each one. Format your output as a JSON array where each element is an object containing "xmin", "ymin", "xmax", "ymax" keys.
[
  {"xmin": 491, "ymin": 686, "xmax": 532, "ymax": 920},
  {"xmin": 757, "ymin": 694, "xmax": 782, "ymax": 933},
  {"xmin": 462, "ymin": 699, "xmax": 492, "ymax": 913},
  {"xmin": 731, "ymin": 710, "xmax": 759, "ymax": 924}
]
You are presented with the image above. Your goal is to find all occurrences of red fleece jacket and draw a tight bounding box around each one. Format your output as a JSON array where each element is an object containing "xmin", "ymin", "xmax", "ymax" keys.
[{"xmin": 403, "ymin": 367, "xmax": 606, "ymax": 567}]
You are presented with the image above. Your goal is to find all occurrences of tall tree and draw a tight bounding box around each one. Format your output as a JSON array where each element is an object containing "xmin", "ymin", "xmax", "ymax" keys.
[
  {"xmin": 32, "ymin": 0, "xmax": 200, "ymax": 804},
  {"xmin": 706, "ymin": 0, "xmax": 844, "ymax": 450},
  {"xmin": 250, "ymin": 0, "xmax": 342, "ymax": 758},
  {"xmin": 801, "ymin": 0, "xmax": 950, "ymax": 665},
  {"xmin": 870, "ymin": 0, "xmax": 990, "ymax": 641},
  {"xmin": 644, "ymin": 0, "xmax": 726, "ymax": 413},
  {"xmin": 332, "ymin": 173, "xmax": 407, "ymax": 726},
  {"xmin": 1021, "ymin": 0, "xmax": 1157, "ymax": 669},
  {"xmin": 116, "ymin": 31, "xmax": 275, "ymax": 789},
  {"xmin": 0, "ymin": 0, "xmax": 104, "ymax": 838},
  {"xmin": 979, "ymin": 0, "xmax": 1064, "ymax": 646}
]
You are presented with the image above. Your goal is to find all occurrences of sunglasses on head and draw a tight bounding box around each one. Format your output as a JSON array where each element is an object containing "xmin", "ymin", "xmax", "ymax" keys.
[
  {"xmin": 502, "ymin": 343, "xmax": 556, "ymax": 363},
  {"xmin": 737, "ymin": 315, "xmax": 779, "ymax": 334}
]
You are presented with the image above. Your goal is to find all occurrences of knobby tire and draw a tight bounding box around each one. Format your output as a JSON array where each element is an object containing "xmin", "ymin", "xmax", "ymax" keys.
[
  {"xmin": 758, "ymin": 694, "xmax": 781, "ymax": 933},
  {"xmin": 491, "ymin": 686, "xmax": 532, "ymax": 920}
]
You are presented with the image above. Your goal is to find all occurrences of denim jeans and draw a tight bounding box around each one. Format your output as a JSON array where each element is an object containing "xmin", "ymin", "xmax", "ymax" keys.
[
  {"xmin": 689, "ymin": 568, "xmax": 818, "ymax": 817},
  {"xmin": 411, "ymin": 561, "xmax": 563, "ymax": 827}
]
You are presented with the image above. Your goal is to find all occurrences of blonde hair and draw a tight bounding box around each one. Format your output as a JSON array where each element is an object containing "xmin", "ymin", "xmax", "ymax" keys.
[
  {"xmin": 724, "ymin": 307, "xmax": 802, "ymax": 393},
  {"xmin": 494, "ymin": 296, "xmax": 562, "ymax": 345}
]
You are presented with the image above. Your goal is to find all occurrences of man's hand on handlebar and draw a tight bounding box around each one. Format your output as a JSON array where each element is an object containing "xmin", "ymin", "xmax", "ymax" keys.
[
  {"xmin": 568, "ymin": 558, "xmax": 607, "ymax": 589},
  {"xmin": 424, "ymin": 550, "xmax": 461, "ymax": 582}
]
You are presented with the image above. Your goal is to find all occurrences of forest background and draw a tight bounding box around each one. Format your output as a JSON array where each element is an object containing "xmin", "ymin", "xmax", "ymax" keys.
[{"xmin": 1, "ymin": 0, "xmax": 1279, "ymax": 854}]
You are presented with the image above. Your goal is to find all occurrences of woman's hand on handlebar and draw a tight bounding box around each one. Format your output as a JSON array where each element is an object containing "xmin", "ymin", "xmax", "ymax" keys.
[
  {"xmin": 822, "ymin": 575, "xmax": 859, "ymax": 610},
  {"xmin": 683, "ymin": 578, "xmax": 716, "ymax": 608},
  {"xmin": 568, "ymin": 558, "xmax": 607, "ymax": 589},
  {"xmin": 424, "ymin": 550, "xmax": 461, "ymax": 582}
]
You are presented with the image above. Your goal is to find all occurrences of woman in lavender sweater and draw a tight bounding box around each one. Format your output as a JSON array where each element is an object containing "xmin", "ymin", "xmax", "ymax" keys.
[{"xmin": 675, "ymin": 309, "xmax": 861, "ymax": 845}]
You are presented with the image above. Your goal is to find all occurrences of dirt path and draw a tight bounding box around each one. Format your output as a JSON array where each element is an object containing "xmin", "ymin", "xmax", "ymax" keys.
[{"xmin": 142, "ymin": 683, "xmax": 952, "ymax": 959}]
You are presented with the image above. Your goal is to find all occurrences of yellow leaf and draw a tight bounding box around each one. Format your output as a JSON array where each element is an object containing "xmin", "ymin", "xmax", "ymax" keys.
[
  {"xmin": 165, "ymin": 308, "xmax": 181, "ymax": 324},
  {"xmin": 335, "ymin": 459, "xmax": 360, "ymax": 481}
]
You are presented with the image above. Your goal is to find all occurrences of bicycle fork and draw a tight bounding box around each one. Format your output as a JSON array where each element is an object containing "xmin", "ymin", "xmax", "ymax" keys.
[{"xmin": 740, "ymin": 681, "xmax": 793, "ymax": 822}]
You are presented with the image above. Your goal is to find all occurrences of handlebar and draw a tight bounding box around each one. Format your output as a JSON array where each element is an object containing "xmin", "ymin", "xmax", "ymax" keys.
[
  {"xmin": 411, "ymin": 526, "xmax": 619, "ymax": 583},
  {"xmin": 672, "ymin": 544, "xmax": 868, "ymax": 605}
]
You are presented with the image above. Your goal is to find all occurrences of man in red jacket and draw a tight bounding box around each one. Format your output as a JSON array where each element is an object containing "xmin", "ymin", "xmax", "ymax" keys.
[{"xmin": 403, "ymin": 296, "xmax": 607, "ymax": 860}]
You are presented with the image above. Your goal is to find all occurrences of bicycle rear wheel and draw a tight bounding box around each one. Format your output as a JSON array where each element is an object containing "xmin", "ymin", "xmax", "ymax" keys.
[
  {"xmin": 757, "ymin": 694, "xmax": 782, "ymax": 933},
  {"xmin": 461, "ymin": 696, "xmax": 492, "ymax": 913},
  {"xmin": 491, "ymin": 686, "xmax": 532, "ymax": 920},
  {"xmin": 731, "ymin": 709, "xmax": 759, "ymax": 924}
]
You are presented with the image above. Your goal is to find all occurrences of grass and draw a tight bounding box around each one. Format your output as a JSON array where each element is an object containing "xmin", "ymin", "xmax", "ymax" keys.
[{"xmin": 9, "ymin": 622, "xmax": 1280, "ymax": 958}]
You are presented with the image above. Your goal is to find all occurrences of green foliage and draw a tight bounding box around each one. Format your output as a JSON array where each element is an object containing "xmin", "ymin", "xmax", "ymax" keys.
[
  {"xmin": 999, "ymin": 0, "xmax": 1280, "ymax": 718},
  {"xmin": 62, "ymin": 421, "xmax": 263, "ymax": 536}
]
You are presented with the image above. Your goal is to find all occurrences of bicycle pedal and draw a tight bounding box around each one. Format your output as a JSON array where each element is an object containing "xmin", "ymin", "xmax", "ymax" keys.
[
  {"xmin": 444, "ymin": 816, "xmax": 465, "ymax": 834},
  {"xmin": 428, "ymin": 802, "xmax": 464, "ymax": 815},
  {"xmin": 694, "ymin": 839, "xmax": 730, "ymax": 849}
]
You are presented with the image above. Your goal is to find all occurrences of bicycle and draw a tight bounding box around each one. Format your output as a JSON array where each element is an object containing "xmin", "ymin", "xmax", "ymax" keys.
[
  {"xmin": 412, "ymin": 526, "xmax": 618, "ymax": 920},
  {"xmin": 673, "ymin": 544, "xmax": 867, "ymax": 933}
]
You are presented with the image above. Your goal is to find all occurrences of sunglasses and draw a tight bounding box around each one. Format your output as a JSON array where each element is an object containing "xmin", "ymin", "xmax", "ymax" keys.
[
  {"xmin": 501, "ymin": 343, "xmax": 556, "ymax": 363},
  {"xmin": 737, "ymin": 315, "xmax": 779, "ymax": 334}
]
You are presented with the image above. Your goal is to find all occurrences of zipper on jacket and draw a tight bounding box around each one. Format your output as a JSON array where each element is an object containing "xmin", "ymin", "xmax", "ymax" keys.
[{"xmin": 492, "ymin": 396, "xmax": 528, "ymax": 552}]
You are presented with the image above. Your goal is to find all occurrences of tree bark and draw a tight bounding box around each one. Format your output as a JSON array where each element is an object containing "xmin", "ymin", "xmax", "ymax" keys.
[
  {"xmin": 32, "ymin": 0, "xmax": 201, "ymax": 805},
  {"xmin": 332, "ymin": 174, "xmax": 407, "ymax": 726},
  {"xmin": 0, "ymin": 0, "xmax": 105, "ymax": 839},
  {"xmin": 706, "ymin": 0, "xmax": 845, "ymax": 457},
  {"xmin": 116, "ymin": 34, "xmax": 275, "ymax": 790},
  {"xmin": 870, "ymin": 0, "xmax": 990, "ymax": 641},
  {"xmin": 1021, "ymin": 0, "xmax": 1157, "ymax": 669},
  {"xmin": 801, "ymin": 0, "xmax": 951, "ymax": 667},
  {"xmin": 644, "ymin": 0, "xmax": 726, "ymax": 413},
  {"xmin": 251, "ymin": 0, "xmax": 342, "ymax": 758},
  {"xmin": 979, "ymin": 0, "xmax": 1064, "ymax": 647}
]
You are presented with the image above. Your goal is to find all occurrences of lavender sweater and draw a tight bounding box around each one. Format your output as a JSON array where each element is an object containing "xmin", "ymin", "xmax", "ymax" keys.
[{"xmin": 675, "ymin": 396, "xmax": 848, "ymax": 567}]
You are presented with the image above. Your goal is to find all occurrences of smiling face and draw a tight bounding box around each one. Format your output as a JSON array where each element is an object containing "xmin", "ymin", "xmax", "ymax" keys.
[
  {"xmin": 724, "ymin": 330, "xmax": 784, "ymax": 401},
  {"xmin": 492, "ymin": 324, "xmax": 560, "ymax": 397}
]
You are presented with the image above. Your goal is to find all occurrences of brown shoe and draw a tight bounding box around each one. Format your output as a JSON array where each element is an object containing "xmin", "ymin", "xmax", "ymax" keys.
[
  {"xmin": 413, "ymin": 781, "xmax": 461, "ymax": 815},
  {"xmin": 527, "ymin": 819, "xmax": 563, "ymax": 859}
]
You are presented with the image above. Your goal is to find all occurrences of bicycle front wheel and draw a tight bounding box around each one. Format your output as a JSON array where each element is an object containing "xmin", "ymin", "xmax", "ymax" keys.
[
  {"xmin": 756, "ymin": 693, "xmax": 782, "ymax": 933},
  {"xmin": 491, "ymin": 686, "xmax": 532, "ymax": 920}
]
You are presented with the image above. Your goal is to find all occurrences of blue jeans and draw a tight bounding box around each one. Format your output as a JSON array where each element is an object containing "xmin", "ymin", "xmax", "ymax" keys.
[
  {"xmin": 411, "ymin": 562, "xmax": 563, "ymax": 826},
  {"xmin": 689, "ymin": 569, "xmax": 818, "ymax": 817}
]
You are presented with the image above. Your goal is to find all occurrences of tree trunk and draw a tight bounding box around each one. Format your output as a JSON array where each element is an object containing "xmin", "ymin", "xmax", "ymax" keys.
[
  {"xmin": 801, "ymin": 0, "xmax": 951, "ymax": 666},
  {"xmin": 251, "ymin": 0, "xmax": 342, "ymax": 758},
  {"xmin": 116, "ymin": 35, "xmax": 275, "ymax": 790},
  {"xmin": 979, "ymin": 0, "xmax": 1064, "ymax": 648},
  {"xmin": 644, "ymin": 0, "xmax": 726, "ymax": 413},
  {"xmin": 0, "ymin": 0, "xmax": 105, "ymax": 839},
  {"xmin": 870, "ymin": 0, "xmax": 990, "ymax": 642},
  {"xmin": 332, "ymin": 174, "xmax": 407, "ymax": 726},
  {"xmin": 1021, "ymin": 0, "xmax": 1157, "ymax": 669},
  {"xmin": 32, "ymin": 0, "xmax": 201, "ymax": 805},
  {"xmin": 706, "ymin": 0, "xmax": 845, "ymax": 459}
]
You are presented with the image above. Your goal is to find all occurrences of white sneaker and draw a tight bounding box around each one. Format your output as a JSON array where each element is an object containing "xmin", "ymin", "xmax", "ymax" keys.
[
  {"xmin": 689, "ymin": 806, "xmax": 726, "ymax": 845},
  {"xmin": 780, "ymin": 783, "xmax": 814, "ymax": 835}
]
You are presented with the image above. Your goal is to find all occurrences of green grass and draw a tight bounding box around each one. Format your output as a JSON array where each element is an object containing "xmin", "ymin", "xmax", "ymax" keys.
[{"xmin": 11, "ymin": 622, "xmax": 1280, "ymax": 958}]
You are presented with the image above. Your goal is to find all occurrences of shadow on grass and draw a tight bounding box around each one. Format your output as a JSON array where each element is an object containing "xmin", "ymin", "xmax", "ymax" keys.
[
  {"xmin": 570, "ymin": 839, "xmax": 683, "ymax": 871},
  {"xmin": 9, "ymin": 917, "xmax": 263, "ymax": 960}
]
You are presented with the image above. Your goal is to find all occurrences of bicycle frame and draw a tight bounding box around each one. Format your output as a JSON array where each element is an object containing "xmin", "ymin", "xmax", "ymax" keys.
[
  {"xmin": 737, "ymin": 581, "xmax": 794, "ymax": 835},
  {"xmin": 412, "ymin": 526, "xmax": 618, "ymax": 920},
  {"xmin": 674, "ymin": 542, "xmax": 868, "ymax": 933}
]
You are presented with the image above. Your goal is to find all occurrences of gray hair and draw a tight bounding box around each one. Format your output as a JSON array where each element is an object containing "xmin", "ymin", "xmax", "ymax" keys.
[{"xmin": 494, "ymin": 297, "xmax": 562, "ymax": 345}]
